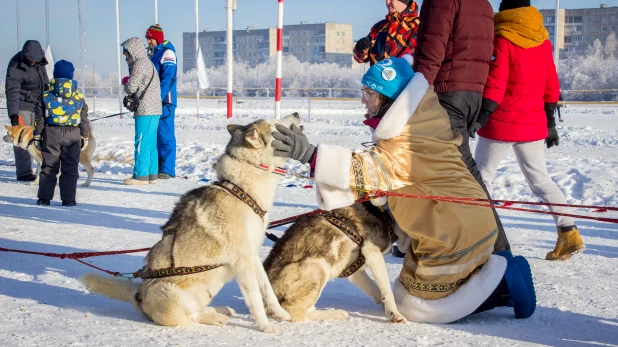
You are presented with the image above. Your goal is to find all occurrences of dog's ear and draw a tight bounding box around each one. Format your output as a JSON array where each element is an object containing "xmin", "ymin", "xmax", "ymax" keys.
[
  {"xmin": 227, "ymin": 124, "xmax": 243, "ymax": 135},
  {"xmin": 244, "ymin": 128, "xmax": 262, "ymax": 149},
  {"xmin": 4, "ymin": 125, "xmax": 11, "ymax": 131}
]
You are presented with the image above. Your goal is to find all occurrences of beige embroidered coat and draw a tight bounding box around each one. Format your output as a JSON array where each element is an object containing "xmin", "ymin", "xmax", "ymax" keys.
[{"xmin": 314, "ymin": 73, "xmax": 498, "ymax": 300}]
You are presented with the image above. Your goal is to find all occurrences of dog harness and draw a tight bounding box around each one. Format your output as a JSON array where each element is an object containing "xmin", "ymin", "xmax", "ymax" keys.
[
  {"xmin": 133, "ymin": 180, "xmax": 266, "ymax": 279},
  {"xmin": 318, "ymin": 212, "xmax": 367, "ymax": 278}
]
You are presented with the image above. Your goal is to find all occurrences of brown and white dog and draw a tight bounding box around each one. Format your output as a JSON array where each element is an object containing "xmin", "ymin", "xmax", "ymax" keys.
[{"xmin": 3, "ymin": 125, "xmax": 96, "ymax": 187}]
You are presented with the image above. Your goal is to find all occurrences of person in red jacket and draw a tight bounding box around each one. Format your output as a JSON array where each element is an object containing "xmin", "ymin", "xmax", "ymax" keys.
[
  {"xmin": 353, "ymin": 0, "xmax": 420, "ymax": 65},
  {"xmin": 471, "ymin": 0, "xmax": 585, "ymax": 261},
  {"xmin": 413, "ymin": 0, "xmax": 511, "ymax": 253}
]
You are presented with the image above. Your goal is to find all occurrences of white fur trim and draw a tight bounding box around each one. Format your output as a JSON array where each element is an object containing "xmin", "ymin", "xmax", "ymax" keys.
[
  {"xmin": 314, "ymin": 144, "xmax": 355, "ymax": 210},
  {"xmin": 315, "ymin": 182, "xmax": 356, "ymax": 211},
  {"xmin": 394, "ymin": 254, "xmax": 507, "ymax": 324},
  {"xmin": 373, "ymin": 72, "xmax": 429, "ymax": 143},
  {"xmin": 315, "ymin": 144, "xmax": 352, "ymax": 189}
]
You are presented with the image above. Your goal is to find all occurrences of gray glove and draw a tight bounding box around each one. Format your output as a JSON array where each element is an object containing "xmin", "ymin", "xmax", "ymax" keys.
[{"xmin": 272, "ymin": 123, "xmax": 316, "ymax": 164}]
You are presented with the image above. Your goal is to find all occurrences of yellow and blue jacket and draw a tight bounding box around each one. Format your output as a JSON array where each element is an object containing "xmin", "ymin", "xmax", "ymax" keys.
[{"xmin": 43, "ymin": 78, "xmax": 84, "ymax": 126}]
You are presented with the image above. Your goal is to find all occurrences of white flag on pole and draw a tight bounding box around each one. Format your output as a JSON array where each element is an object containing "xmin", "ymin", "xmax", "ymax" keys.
[
  {"xmin": 45, "ymin": 45, "xmax": 54, "ymax": 78},
  {"xmin": 197, "ymin": 46, "xmax": 210, "ymax": 89}
]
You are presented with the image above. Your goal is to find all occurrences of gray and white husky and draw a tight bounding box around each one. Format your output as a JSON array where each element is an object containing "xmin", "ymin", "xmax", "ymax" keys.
[
  {"xmin": 81, "ymin": 114, "xmax": 301, "ymax": 334},
  {"xmin": 264, "ymin": 201, "xmax": 407, "ymax": 323}
]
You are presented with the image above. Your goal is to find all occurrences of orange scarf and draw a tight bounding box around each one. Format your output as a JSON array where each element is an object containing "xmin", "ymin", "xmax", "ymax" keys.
[{"xmin": 494, "ymin": 6, "xmax": 549, "ymax": 49}]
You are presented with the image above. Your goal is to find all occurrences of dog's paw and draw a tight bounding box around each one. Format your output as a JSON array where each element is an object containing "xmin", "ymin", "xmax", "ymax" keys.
[
  {"xmin": 28, "ymin": 181, "xmax": 38, "ymax": 187},
  {"xmin": 270, "ymin": 307, "xmax": 292, "ymax": 322},
  {"xmin": 259, "ymin": 324, "xmax": 284, "ymax": 334},
  {"xmin": 328, "ymin": 309, "xmax": 349, "ymax": 320},
  {"xmin": 214, "ymin": 306, "xmax": 236, "ymax": 317},
  {"xmin": 81, "ymin": 182, "xmax": 90, "ymax": 187},
  {"xmin": 197, "ymin": 312, "xmax": 229, "ymax": 327},
  {"xmin": 211, "ymin": 314, "xmax": 230, "ymax": 327},
  {"xmin": 388, "ymin": 311, "xmax": 407, "ymax": 324}
]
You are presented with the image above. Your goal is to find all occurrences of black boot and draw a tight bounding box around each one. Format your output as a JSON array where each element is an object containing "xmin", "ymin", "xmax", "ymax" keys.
[{"xmin": 37, "ymin": 199, "xmax": 51, "ymax": 206}]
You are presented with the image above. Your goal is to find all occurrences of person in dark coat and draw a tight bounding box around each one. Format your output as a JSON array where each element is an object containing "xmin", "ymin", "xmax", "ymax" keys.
[
  {"xmin": 35, "ymin": 60, "xmax": 90, "ymax": 207},
  {"xmin": 5, "ymin": 40, "xmax": 50, "ymax": 181},
  {"xmin": 413, "ymin": 0, "xmax": 511, "ymax": 253},
  {"xmin": 353, "ymin": 0, "xmax": 420, "ymax": 65}
]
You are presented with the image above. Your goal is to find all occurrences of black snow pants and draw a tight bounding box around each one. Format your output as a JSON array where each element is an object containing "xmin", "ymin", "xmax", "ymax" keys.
[
  {"xmin": 437, "ymin": 91, "xmax": 511, "ymax": 253},
  {"xmin": 37, "ymin": 126, "xmax": 81, "ymax": 203}
]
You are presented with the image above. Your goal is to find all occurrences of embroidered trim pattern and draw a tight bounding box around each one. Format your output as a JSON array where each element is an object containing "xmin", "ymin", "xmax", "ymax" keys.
[
  {"xmin": 214, "ymin": 180, "xmax": 266, "ymax": 218},
  {"xmin": 351, "ymin": 157, "xmax": 366, "ymax": 199},
  {"xmin": 405, "ymin": 265, "xmax": 483, "ymax": 293},
  {"xmin": 134, "ymin": 264, "xmax": 223, "ymax": 279},
  {"xmin": 358, "ymin": 152, "xmax": 380, "ymax": 190}
]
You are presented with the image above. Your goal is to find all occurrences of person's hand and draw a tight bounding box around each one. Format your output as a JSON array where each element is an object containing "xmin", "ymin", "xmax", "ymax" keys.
[
  {"xmin": 81, "ymin": 137, "xmax": 89, "ymax": 150},
  {"xmin": 33, "ymin": 135, "xmax": 41, "ymax": 151},
  {"xmin": 9, "ymin": 114, "xmax": 23, "ymax": 126},
  {"xmin": 121, "ymin": 76, "xmax": 130, "ymax": 86},
  {"xmin": 545, "ymin": 127, "xmax": 559, "ymax": 149},
  {"xmin": 468, "ymin": 122, "xmax": 483, "ymax": 138},
  {"xmin": 272, "ymin": 123, "xmax": 316, "ymax": 164},
  {"xmin": 355, "ymin": 36, "xmax": 372, "ymax": 51}
]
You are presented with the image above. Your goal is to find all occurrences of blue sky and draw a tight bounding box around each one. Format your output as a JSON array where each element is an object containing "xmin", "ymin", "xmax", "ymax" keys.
[{"xmin": 1, "ymin": 0, "xmax": 617, "ymax": 80}]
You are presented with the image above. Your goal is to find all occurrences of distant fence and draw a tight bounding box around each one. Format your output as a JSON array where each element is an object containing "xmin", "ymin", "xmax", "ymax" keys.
[{"xmin": 80, "ymin": 87, "xmax": 618, "ymax": 102}]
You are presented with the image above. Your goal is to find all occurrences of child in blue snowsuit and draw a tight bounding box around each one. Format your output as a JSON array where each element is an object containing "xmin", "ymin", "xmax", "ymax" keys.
[{"xmin": 146, "ymin": 24, "xmax": 177, "ymax": 179}]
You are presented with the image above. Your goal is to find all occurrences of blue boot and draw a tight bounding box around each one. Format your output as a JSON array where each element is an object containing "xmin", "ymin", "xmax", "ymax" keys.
[{"xmin": 500, "ymin": 252, "xmax": 536, "ymax": 319}]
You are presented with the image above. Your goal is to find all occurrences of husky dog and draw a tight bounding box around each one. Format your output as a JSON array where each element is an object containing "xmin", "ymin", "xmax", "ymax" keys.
[
  {"xmin": 81, "ymin": 114, "xmax": 301, "ymax": 334},
  {"xmin": 264, "ymin": 201, "xmax": 407, "ymax": 323},
  {"xmin": 3, "ymin": 125, "xmax": 96, "ymax": 187}
]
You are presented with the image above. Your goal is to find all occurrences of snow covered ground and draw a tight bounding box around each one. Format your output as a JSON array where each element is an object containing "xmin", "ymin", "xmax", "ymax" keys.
[{"xmin": 0, "ymin": 98, "xmax": 617, "ymax": 346}]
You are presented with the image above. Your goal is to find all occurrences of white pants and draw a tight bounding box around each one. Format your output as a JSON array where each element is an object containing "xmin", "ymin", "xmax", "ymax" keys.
[{"xmin": 475, "ymin": 137, "xmax": 575, "ymax": 228}]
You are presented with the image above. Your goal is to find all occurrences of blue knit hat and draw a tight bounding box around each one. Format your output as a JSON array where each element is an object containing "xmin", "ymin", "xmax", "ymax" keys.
[
  {"xmin": 361, "ymin": 55, "xmax": 414, "ymax": 100},
  {"xmin": 53, "ymin": 60, "xmax": 75, "ymax": 79}
]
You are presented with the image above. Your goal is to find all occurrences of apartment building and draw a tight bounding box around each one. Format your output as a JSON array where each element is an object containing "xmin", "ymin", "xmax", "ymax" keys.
[
  {"xmin": 183, "ymin": 22, "xmax": 354, "ymax": 72},
  {"xmin": 540, "ymin": 5, "xmax": 618, "ymax": 55}
]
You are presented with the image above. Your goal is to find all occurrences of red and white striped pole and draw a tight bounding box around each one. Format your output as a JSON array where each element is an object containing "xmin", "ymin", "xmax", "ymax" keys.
[
  {"xmin": 275, "ymin": 0, "xmax": 284, "ymax": 120},
  {"xmin": 226, "ymin": 0, "xmax": 234, "ymax": 119}
]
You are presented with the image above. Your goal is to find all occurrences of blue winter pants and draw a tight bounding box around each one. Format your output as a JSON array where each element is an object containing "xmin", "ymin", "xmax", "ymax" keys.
[
  {"xmin": 157, "ymin": 104, "xmax": 176, "ymax": 177},
  {"xmin": 134, "ymin": 115, "xmax": 160, "ymax": 181}
]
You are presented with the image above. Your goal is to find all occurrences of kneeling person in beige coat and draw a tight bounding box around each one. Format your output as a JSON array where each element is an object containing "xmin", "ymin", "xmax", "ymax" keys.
[{"xmin": 272, "ymin": 56, "xmax": 536, "ymax": 323}]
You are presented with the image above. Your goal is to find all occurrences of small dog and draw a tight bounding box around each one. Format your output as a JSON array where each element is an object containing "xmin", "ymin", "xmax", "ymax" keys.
[
  {"xmin": 3, "ymin": 125, "xmax": 96, "ymax": 187},
  {"xmin": 81, "ymin": 114, "xmax": 301, "ymax": 334},
  {"xmin": 264, "ymin": 201, "xmax": 407, "ymax": 323}
]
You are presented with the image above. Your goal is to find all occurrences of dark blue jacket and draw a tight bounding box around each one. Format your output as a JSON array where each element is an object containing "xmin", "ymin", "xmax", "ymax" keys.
[{"xmin": 150, "ymin": 40, "xmax": 177, "ymax": 106}]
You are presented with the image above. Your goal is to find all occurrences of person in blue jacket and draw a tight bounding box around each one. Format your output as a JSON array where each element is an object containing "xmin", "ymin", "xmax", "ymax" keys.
[{"xmin": 146, "ymin": 24, "xmax": 177, "ymax": 179}]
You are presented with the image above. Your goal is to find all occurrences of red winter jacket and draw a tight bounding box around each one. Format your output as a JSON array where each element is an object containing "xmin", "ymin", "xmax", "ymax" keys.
[{"xmin": 479, "ymin": 37, "xmax": 560, "ymax": 142}]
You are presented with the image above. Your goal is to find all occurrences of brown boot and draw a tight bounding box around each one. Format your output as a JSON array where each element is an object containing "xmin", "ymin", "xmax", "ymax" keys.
[{"xmin": 546, "ymin": 226, "xmax": 585, "ymax": 261}]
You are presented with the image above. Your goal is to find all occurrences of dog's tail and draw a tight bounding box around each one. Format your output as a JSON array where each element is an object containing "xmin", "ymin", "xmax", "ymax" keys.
[{"xmin": 80, "ymin": 273, "xmax": 140, "ymax": 309}]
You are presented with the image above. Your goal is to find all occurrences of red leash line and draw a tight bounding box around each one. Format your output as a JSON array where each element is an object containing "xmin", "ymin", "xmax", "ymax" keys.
[
  {"xmin": 369, "ymin": 191, "xmax": 618, "ymax": 224},
  {"xmin": 0, "ymin": 247, "xmax": 151, "ymax": 259}
]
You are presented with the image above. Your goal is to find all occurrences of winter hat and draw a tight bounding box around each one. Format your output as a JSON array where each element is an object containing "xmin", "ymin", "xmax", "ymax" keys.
[
  {"xmin": 398, "ymin": 0, "xmax": 413, "ymax": 6},
  {"xmin": 499, "ymin": 0, "xmax": 530, "ymax": 11},
  {"xmin": 53, "ymin": 60, "xmax": 75, "ymax": 79},
  {"xmin": 361, "ymin": 55, "xmax": 414, "ymax": 100},
  {"xmin": 146, "ymin": 24, "xmax": 164, "ymax": 45}
]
